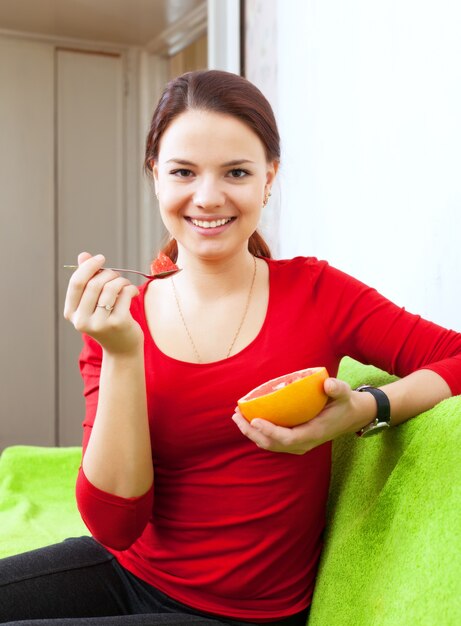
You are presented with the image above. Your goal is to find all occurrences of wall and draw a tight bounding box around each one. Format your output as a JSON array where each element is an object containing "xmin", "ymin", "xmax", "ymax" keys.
[
  {"xmin": 0, "ymin": 37, "xmax": 56, "ymax": 448},
  {"xmin": 169, "ymin": 33, "xmax": 207, "ymax": 77},
  {"xmin": 274, "ymin": 0, "xmax": 461, "ymax": 331}
]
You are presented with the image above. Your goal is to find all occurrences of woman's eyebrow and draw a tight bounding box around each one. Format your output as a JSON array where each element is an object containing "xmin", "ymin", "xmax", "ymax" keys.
[
  {"xmin": 166, "ymin": 158, "xmax": 196, "ymax": 165},
  {"xmin": 222, "ymin": 159, "xmax": 255, "ymax": 166},
  {"xmin": 165, "ymin": 158, "xmax": 255, "ymax": 167}
]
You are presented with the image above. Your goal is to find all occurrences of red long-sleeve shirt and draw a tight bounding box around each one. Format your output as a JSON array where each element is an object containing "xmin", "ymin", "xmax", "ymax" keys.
[{"xmin": 77, "ymin": 257, "xmax": 461, "ymax": 622}]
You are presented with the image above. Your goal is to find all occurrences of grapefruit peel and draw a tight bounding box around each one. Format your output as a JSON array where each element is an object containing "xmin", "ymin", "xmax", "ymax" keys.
[{"xmin": 238, "ymin": 367, "xmax": 329, "ymax": 428}]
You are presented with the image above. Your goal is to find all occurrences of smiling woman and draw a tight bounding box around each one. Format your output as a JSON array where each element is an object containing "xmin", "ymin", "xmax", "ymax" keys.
[
  {"xmin": 144, "ymin": 70, "xmax": 281, "ymax": 262},
  {"xmin": 141, "ymin": 102, "xmax": 276, "ymax": 366},
  {"xmin": 2, "ymin": 69, "xmax": 461, "ymax": 626},
  {"xmin": 149, "ymin": 108, "xmax": 277, "ymax": 265}
]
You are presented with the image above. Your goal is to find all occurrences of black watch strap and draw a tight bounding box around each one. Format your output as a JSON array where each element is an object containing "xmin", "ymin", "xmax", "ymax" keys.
[{"xmin": 355, "ymin": 385, "xmax": 391, "ymax": 437}]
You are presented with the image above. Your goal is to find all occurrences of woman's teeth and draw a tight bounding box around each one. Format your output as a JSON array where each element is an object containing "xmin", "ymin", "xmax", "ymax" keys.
[{"xmin": 190, "ymin": 218, "xmax": 233, "ymax": 229}]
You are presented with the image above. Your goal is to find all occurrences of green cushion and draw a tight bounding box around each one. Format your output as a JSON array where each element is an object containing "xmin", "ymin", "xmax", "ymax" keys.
[
  {"xmin": 0, "ymin": 445, "xmax": 88, "ymax": 558},
  {"xmin": 309, "ymin": 357, "xmax": 461, "ymax": 625}
]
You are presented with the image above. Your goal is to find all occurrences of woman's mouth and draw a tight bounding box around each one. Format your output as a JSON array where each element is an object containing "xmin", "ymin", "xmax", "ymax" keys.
[{"xmin": 185, "ymin": 216, "xmax": 236, "ymax": 234}]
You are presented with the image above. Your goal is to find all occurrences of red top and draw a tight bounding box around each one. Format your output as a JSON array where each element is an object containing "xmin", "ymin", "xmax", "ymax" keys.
[{"xmin": 77, "ymin": 257, "xmax": 461, "ymax": 622}]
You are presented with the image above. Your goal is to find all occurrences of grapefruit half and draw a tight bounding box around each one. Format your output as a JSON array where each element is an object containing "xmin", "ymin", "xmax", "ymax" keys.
[{"xmin": 238, "ymin": 367, "xmax": 329, "ymax": 428}]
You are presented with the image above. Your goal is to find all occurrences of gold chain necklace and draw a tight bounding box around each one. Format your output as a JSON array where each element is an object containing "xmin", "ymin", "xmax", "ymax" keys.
[{"xmin": 171, "ymin": 256, "xmax": 257, "ymax": 363}]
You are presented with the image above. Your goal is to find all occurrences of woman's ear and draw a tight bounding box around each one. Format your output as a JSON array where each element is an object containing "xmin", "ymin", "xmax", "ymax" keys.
[
  {"xmin": 266, "ymin": 160, "xmax": 279, "ymax": 187},
  {"xmin": 151, "ymin": 160, "xmax": 159, "ymax": 198}
]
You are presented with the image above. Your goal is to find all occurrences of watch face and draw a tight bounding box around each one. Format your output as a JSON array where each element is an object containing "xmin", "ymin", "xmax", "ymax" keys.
[{"xmin": 360, "ymin": 422, "xmax": 391, "ymax": 437}]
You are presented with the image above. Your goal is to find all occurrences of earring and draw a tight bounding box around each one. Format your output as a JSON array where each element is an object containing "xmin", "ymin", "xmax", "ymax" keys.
[{"xmin": 263, "ymin": 189, "xmax": 272, "ymax": 207}]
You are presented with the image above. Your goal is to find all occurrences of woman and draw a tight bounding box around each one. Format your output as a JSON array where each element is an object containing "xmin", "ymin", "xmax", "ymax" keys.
[{"xmin": 1, "ymin": 70, "xmax": 461, "ymax": 626}]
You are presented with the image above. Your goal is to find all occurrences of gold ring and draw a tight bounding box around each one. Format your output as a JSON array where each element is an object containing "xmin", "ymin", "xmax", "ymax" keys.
[{"xmin": 97, "ymin": 303, "xmax": 114, "ymax": 313}]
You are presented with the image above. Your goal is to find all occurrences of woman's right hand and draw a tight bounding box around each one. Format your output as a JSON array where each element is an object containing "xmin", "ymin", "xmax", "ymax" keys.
[{"xmin": 63, "ymin": 252, "xmax": 143, "ymax": 355}]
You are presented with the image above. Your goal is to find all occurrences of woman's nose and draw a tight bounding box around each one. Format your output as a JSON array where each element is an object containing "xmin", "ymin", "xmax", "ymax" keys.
[{"xmin": 193, "ymin": 177, "xmax": 225, "ymax": 210}]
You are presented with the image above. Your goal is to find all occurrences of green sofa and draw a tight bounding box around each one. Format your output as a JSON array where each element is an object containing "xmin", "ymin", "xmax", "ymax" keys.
[{"xmin": 1, "ymin": 358, "xmax": 460, "ymax": 625}]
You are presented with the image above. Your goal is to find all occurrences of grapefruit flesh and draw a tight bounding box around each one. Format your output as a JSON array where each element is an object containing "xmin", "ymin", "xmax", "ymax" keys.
[
  {"xmin": 150, "ymin": 251, "xmax": 180, "ymax": 277},
  {"xmin": 238, "ymin": 367, "xmax": 329, "ymax": 428}
]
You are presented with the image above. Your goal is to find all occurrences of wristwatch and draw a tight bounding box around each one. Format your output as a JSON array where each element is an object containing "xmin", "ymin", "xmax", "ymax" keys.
[{"xmin": 355, "ymin": 385, "xmax": 391, "ymax": 437}]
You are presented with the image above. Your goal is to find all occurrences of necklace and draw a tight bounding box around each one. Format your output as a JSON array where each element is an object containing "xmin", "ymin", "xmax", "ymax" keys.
[{"xmin": 171, "ymin": 255, "xmax": 257, "ymax": 363}]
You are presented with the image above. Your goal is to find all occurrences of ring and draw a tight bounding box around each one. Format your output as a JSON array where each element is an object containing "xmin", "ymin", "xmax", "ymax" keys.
[{"xmin": 97, "ymin": 303, "xmax": 115, "ymax": 313}]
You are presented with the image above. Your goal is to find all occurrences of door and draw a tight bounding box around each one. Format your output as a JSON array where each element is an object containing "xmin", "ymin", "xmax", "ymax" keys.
[
  {"xmin": 0, "ymin": 37, "xmax": 126, "ymax": 449},
  {"xmin": 57, "ymin": 49, "xmax": 125, "ymax": 446}
]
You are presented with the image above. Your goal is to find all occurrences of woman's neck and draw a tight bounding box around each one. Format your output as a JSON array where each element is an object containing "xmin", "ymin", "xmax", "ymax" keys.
[{"xmin": 174, "ymin": 247, "xmax": 256, "ymax": 301}]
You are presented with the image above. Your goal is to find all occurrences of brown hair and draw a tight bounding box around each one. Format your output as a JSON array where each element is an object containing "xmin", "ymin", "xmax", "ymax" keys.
[{"xmin": 145, "ymin": 70, "xmax": 281, "ymax": 261}]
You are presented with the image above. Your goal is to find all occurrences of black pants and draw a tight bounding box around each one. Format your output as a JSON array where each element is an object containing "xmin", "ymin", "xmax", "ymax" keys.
[{"xmin": 0, "ymin": 537, "xmax": 309, "ymax": 625}]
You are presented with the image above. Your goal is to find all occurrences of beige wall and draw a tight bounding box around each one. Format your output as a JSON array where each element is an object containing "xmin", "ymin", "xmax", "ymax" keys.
[
  {"xmin": 168, "ymin": 34, "xmax": 207, "ymax": 78},
  {"xmin": 0, "ymin": 37, "xmax": 56, "ymax": 448}
]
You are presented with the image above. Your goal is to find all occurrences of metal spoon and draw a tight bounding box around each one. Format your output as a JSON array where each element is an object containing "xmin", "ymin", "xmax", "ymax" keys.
[{"xmin": 63, "ymin": 265, "xmax": 181, "ymax": 279}]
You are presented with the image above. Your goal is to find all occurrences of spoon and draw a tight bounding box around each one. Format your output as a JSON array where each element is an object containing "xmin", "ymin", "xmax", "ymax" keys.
[{"xmin": 63, "ymin": 265, "xmax": 181, "ymax": 279}]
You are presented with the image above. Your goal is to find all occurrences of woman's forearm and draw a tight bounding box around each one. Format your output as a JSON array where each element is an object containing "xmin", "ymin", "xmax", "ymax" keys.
[
  {"xmin": 378, "ymin": 368, "xmax": 452, "ymax": 427},
  {"xmin": 351, "ymin": 368, "xmax": 453, "ymax": 433},
  {"xmin": 82, "ymin": 348, "xmax": 153, "ymax": 498}
]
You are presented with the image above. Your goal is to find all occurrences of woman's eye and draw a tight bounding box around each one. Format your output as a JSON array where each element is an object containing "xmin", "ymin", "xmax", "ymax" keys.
[
  {"xmin": 171, "ymin": 169, "xmax": 193, "ymax": 177},
  {"xmin": 228, "ymin": 168, "xmax": 250, "ymax": 178}
]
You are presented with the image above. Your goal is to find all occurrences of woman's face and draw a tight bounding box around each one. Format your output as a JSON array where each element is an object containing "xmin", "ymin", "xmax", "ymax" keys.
[{"xmin": 152, "ymin": 109, "xmax": 278, "ymax": 262}]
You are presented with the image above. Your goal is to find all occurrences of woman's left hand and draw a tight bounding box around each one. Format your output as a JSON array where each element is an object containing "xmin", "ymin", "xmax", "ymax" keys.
[{"xmin": 232, "ymin": 378, "xmax": 373, "ymax": 454}]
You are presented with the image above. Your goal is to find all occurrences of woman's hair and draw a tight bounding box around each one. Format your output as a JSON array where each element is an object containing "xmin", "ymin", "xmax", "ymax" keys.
[{"xmin": 144, "ymin": 70, "xmax": 280, "ymax": 261}]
